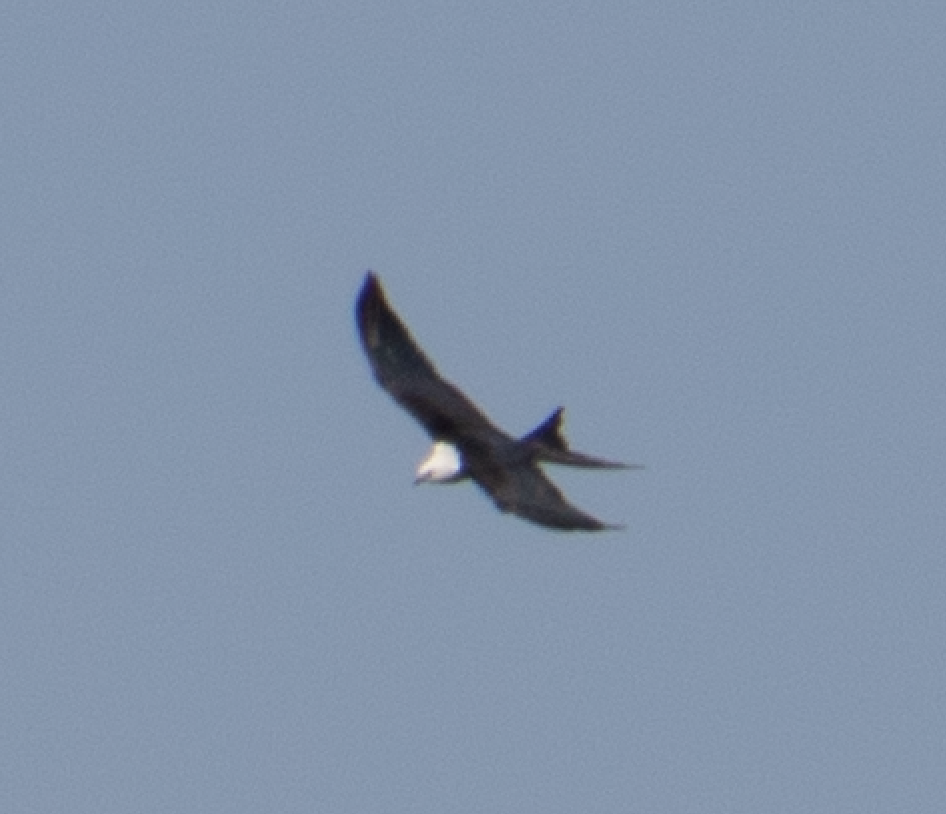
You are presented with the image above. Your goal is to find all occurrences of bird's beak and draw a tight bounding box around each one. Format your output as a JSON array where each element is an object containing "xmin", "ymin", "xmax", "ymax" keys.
[{"xmin": 413, "ymin": 474, "xmax": 429, "ymax": 486}]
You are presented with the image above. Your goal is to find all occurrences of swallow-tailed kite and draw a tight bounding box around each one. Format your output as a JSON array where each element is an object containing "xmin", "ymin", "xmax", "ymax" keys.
[{"xmin": 356, "ymin": 272, "xmax": 638, "ymax": 531}]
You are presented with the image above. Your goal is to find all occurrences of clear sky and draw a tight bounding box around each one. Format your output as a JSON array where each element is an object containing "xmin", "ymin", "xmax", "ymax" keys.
[{"xmin": 3, "ymin": 2, "xmax": 945, "ymax": 812}]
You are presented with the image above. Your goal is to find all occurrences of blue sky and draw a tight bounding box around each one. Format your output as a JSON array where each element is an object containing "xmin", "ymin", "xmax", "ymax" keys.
[{"xmin": 3, "ymin": 2, "xmax": 945, "ymax": 812}]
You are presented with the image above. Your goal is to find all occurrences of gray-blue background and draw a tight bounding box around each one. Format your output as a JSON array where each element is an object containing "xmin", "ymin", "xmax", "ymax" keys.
[{"xmin": 3, "ymin": 3, "xmax": 944, "ymax": 811}]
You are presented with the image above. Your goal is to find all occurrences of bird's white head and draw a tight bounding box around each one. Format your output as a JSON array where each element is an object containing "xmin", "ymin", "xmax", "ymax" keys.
[{"xmin": 414, "ymin": 441, "xmax": 463, "ymax": 484}]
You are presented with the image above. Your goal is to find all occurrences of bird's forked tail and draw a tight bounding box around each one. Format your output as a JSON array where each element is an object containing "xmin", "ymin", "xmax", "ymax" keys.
[{"xmin": 521, "ymin": 408, "xmax": 638, "ymax": 470}]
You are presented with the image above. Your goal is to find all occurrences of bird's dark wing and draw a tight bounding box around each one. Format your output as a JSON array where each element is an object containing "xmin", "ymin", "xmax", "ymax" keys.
[
  {"xmin": 469, "ymin": 457, "xmax": 622, "ymax": 532},
  {"xmin": 356, "ymin": 272, "xmax": 508, "ymax": 447}
]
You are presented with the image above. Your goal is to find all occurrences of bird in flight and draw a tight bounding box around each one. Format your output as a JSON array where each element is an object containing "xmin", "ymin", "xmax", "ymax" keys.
[{"xmin": 355, "ymin": 272, "xmax": 638, "ymax": 531}]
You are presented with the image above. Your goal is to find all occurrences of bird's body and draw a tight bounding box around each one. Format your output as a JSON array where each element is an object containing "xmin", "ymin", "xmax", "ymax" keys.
[{"xmin": 356, "ymin": 272, "xmax": 637, "ymax": 531}]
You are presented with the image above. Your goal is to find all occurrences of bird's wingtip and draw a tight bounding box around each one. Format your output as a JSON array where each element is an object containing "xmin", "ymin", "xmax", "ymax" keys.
[
  {"xmin": 357, "ymin": 272, "xmax": 387, "ymax": 314},
  {"xmin": 360, "ymin": 270, "xmax": 381, "ymax": 295}
]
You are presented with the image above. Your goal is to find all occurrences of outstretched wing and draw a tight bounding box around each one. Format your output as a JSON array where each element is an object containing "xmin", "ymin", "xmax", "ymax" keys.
[
  {"xmin": 470, "ymin": 457, "xmax": 622, "ymax": 532},
  {"xmin": 356, "ymin": 272, "xmax": 508, "ymax": 447}
]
